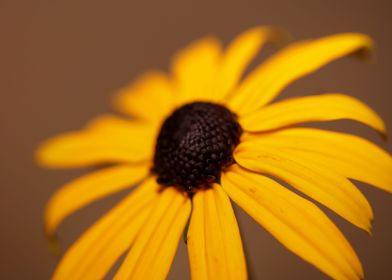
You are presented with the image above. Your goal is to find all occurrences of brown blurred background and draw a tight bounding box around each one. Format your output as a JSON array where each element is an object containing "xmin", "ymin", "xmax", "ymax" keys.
[{"xmin": 1, "ymin": 0, "xmax": 391, "ymax": 279}]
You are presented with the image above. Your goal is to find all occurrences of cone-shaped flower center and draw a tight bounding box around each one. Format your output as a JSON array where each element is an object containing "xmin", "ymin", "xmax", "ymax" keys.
[{"xmin": 153, "ymin": 102, "xmax": 242, "ymax": 192}]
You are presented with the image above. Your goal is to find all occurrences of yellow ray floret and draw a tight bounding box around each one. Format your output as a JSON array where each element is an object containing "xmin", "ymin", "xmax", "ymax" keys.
[
  {"xmin": 36, "ymin": 115, "xmax": 156, "ymax": 168},
  {"xmin": 114, "ymin": 187, "xmax": 191, "ymax": 280},
  {"xmin": 221, "ymin": 165, "xmax": 363, "ymax": 280},
  {"xmin": 45, "ymin": 163, "xmax": 150, "ymax": 236},
  {"xmin": 171, "ymin": 36, "xmax": 222, "ymax": 105},
  {"xmin": 52, "ymin": 178, "xmax": 160, "ymax": 280},
  {"xmin": 244, "ymin": 128, "xmax": 392, "ymax": 193},
  {"xmin": 187, "ymin": 184, "xmax": 247, "ymax": 280},
  {"xmin": 228, "ymin": 33, "xmax": 373, "ymax": 115},
  {"xmin": 240, "ymin": 93, "xmax": 386, "ymax": 134},
  {"xmin": 114, "ymin": 71, "xmax": 175, "ymax": 123},
  {"xmin": 211, "ymin": 26, "xmax": 287, "ymax": 102},
  {"xmin": 235, "ymin": 145, "xmax": 373, "ymax": 232}
]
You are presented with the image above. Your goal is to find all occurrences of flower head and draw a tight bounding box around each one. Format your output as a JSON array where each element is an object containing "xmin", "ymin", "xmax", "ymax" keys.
[{"xmin": 37, "ymin": 27, "xmax": 392, "ymax": 280}]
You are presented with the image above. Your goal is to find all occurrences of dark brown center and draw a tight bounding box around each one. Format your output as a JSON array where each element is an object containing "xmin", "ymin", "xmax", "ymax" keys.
[{"xmin": 152, "ymin": 102, "xmax": 242, "ymax": 192}]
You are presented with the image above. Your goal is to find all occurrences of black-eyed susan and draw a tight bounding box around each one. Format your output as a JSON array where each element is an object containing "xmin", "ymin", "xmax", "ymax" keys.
[{"xmin": 37, "ymin": 27, "xmax": 392, "ymax": 280}]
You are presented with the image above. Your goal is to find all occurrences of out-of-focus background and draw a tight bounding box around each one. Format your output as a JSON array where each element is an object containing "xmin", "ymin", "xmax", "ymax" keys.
[{"xmin": 1, "ymin": 0, "xmax": 391, "ymax": 279}]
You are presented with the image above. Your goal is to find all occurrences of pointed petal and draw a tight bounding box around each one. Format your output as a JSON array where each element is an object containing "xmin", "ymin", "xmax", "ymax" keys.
[
  {"xmin": 52, "ymin": 178, "xmax": 160, "ymax": 280},
  {"xmin": 45, "ymin": 164, "xmax": 150, "ymax": 236},
  {"xmin": 85, "ymin": 114, "xmax": 155, "ymax": 132},
  {"xmin": 113, "ymin": 71, "xmax": 175, "ymax": 123},
  {"xmin": 228, "ymin": 33, "xmax": 373, "ymax": 115},
  {"xmin": 114, "ymin": 187, "xmax": 191, "ymax": 280},
  {"xmin": 36, "ymin": 116, "xmax": 155, "ymax": 168},
  {"xmin": 240, "ymin": 93, "xmax": 386, "ymax": 134},
  {"xmin": 221, "ymin": 165, "xmax": 363, "ymax": 280},
  {"xmin": 212, "ymin": 26, "xmax": 287, "ymax": 102},
  {"xmin": 235, "ymin": 145, "xmax": 373, "ymax": 232},
  {"xmin": 187, "ymin": 184, "xmax": 247, "ymax": 280},
  {"xmin": 243, "ymin": 128, "xmax": 392, "ymax": 193},
  {"xmin": 171, "ymin": 37, "xmax": 222, "ymax": 105}
]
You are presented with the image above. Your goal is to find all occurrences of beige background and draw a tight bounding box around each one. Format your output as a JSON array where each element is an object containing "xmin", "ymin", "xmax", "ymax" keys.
[{"xmin": 1, "ymin": 0, "xmax": 391, "ymax": 279}]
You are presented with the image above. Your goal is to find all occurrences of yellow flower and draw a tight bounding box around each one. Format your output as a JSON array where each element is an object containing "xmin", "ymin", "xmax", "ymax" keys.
[{"xmin": 37, "ymin": 27, "xmax": 392, "ymax": 280}]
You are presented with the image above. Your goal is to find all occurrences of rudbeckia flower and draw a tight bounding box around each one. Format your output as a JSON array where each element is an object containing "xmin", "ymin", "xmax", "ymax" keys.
[{"xmin": 37, "ymin": 27, "xmax": 392, "ymax": 280}]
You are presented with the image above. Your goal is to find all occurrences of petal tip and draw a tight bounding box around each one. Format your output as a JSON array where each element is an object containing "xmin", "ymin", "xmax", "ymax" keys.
[
  {"xmin": 245, "ymin": 25, "xmax": 291, "ymax": 47},
  {"xmin": 265, "ymin": 26, "xmax": 292, "ymax": 47},
  {"xmin": 348, "ymin": 33, "xmax": 375, "ymax": 60},
  {"xmin": 46, "ymin": 234, "xmax": 62, "ymax": 256},
  {"xmin": 171, "ymin": 35, "xmax": 222, "ymax": 65},
  {"xmin": 34, "ymin": 135, "xmax": 79, "ymax": 169},
  {"xmin": 35, "ymin": 143, "xmax": 54, "ymax": 168}
]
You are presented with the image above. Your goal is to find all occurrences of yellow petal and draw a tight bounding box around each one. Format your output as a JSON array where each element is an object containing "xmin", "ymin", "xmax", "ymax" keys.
[
  {"xmin": 221, "ymin": 165, "xmax": 363, "ymax": 280},
  {"xmin": 240, "ymin": 93, "xmax": 386, "ymax": 134},
  {"xmin": 52, "ymin": 178, "xmax": 159, "ymax": 280},
  {"xmin": 171, "ymin": 37, "xmax": 222, "ymax": 105},
  {"xmin": 235, "ymin": 145, "xmax": 373, "ymax": 232},
  {"xmin": 85, "ymin": 114, "xmax": 150, "ymax": 132},
  {"xmin": 45, "ymin": 163, "xmax": 150, "ymax": 236},
  {"xmin": 244, "ymin": 128, "xmax": 392, "ymax": 193},
  {"xmin": 36, "ymin": 116, "xmax": 156, "ymax": 168},
  {"xmin": 114, "ymin": 187, "xmax": 191, "ymax": 280},
  {"xmin": 228, "ymin": 33, "xmax": 373, "ymax": 115},
  {"xmin": 187, "ymin": 184, "xmax": 247, "ymax": 280},
  {"xmin": 86, "ymin": 113, "xmax": 159, "ymax": 139},
  {"xmin": 113, "ymin": 71, "xmax": 175, "ymax": 123},
  {"xmin": 211, "ymin": 26, "xmax": 287, "ymax": 102}
]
